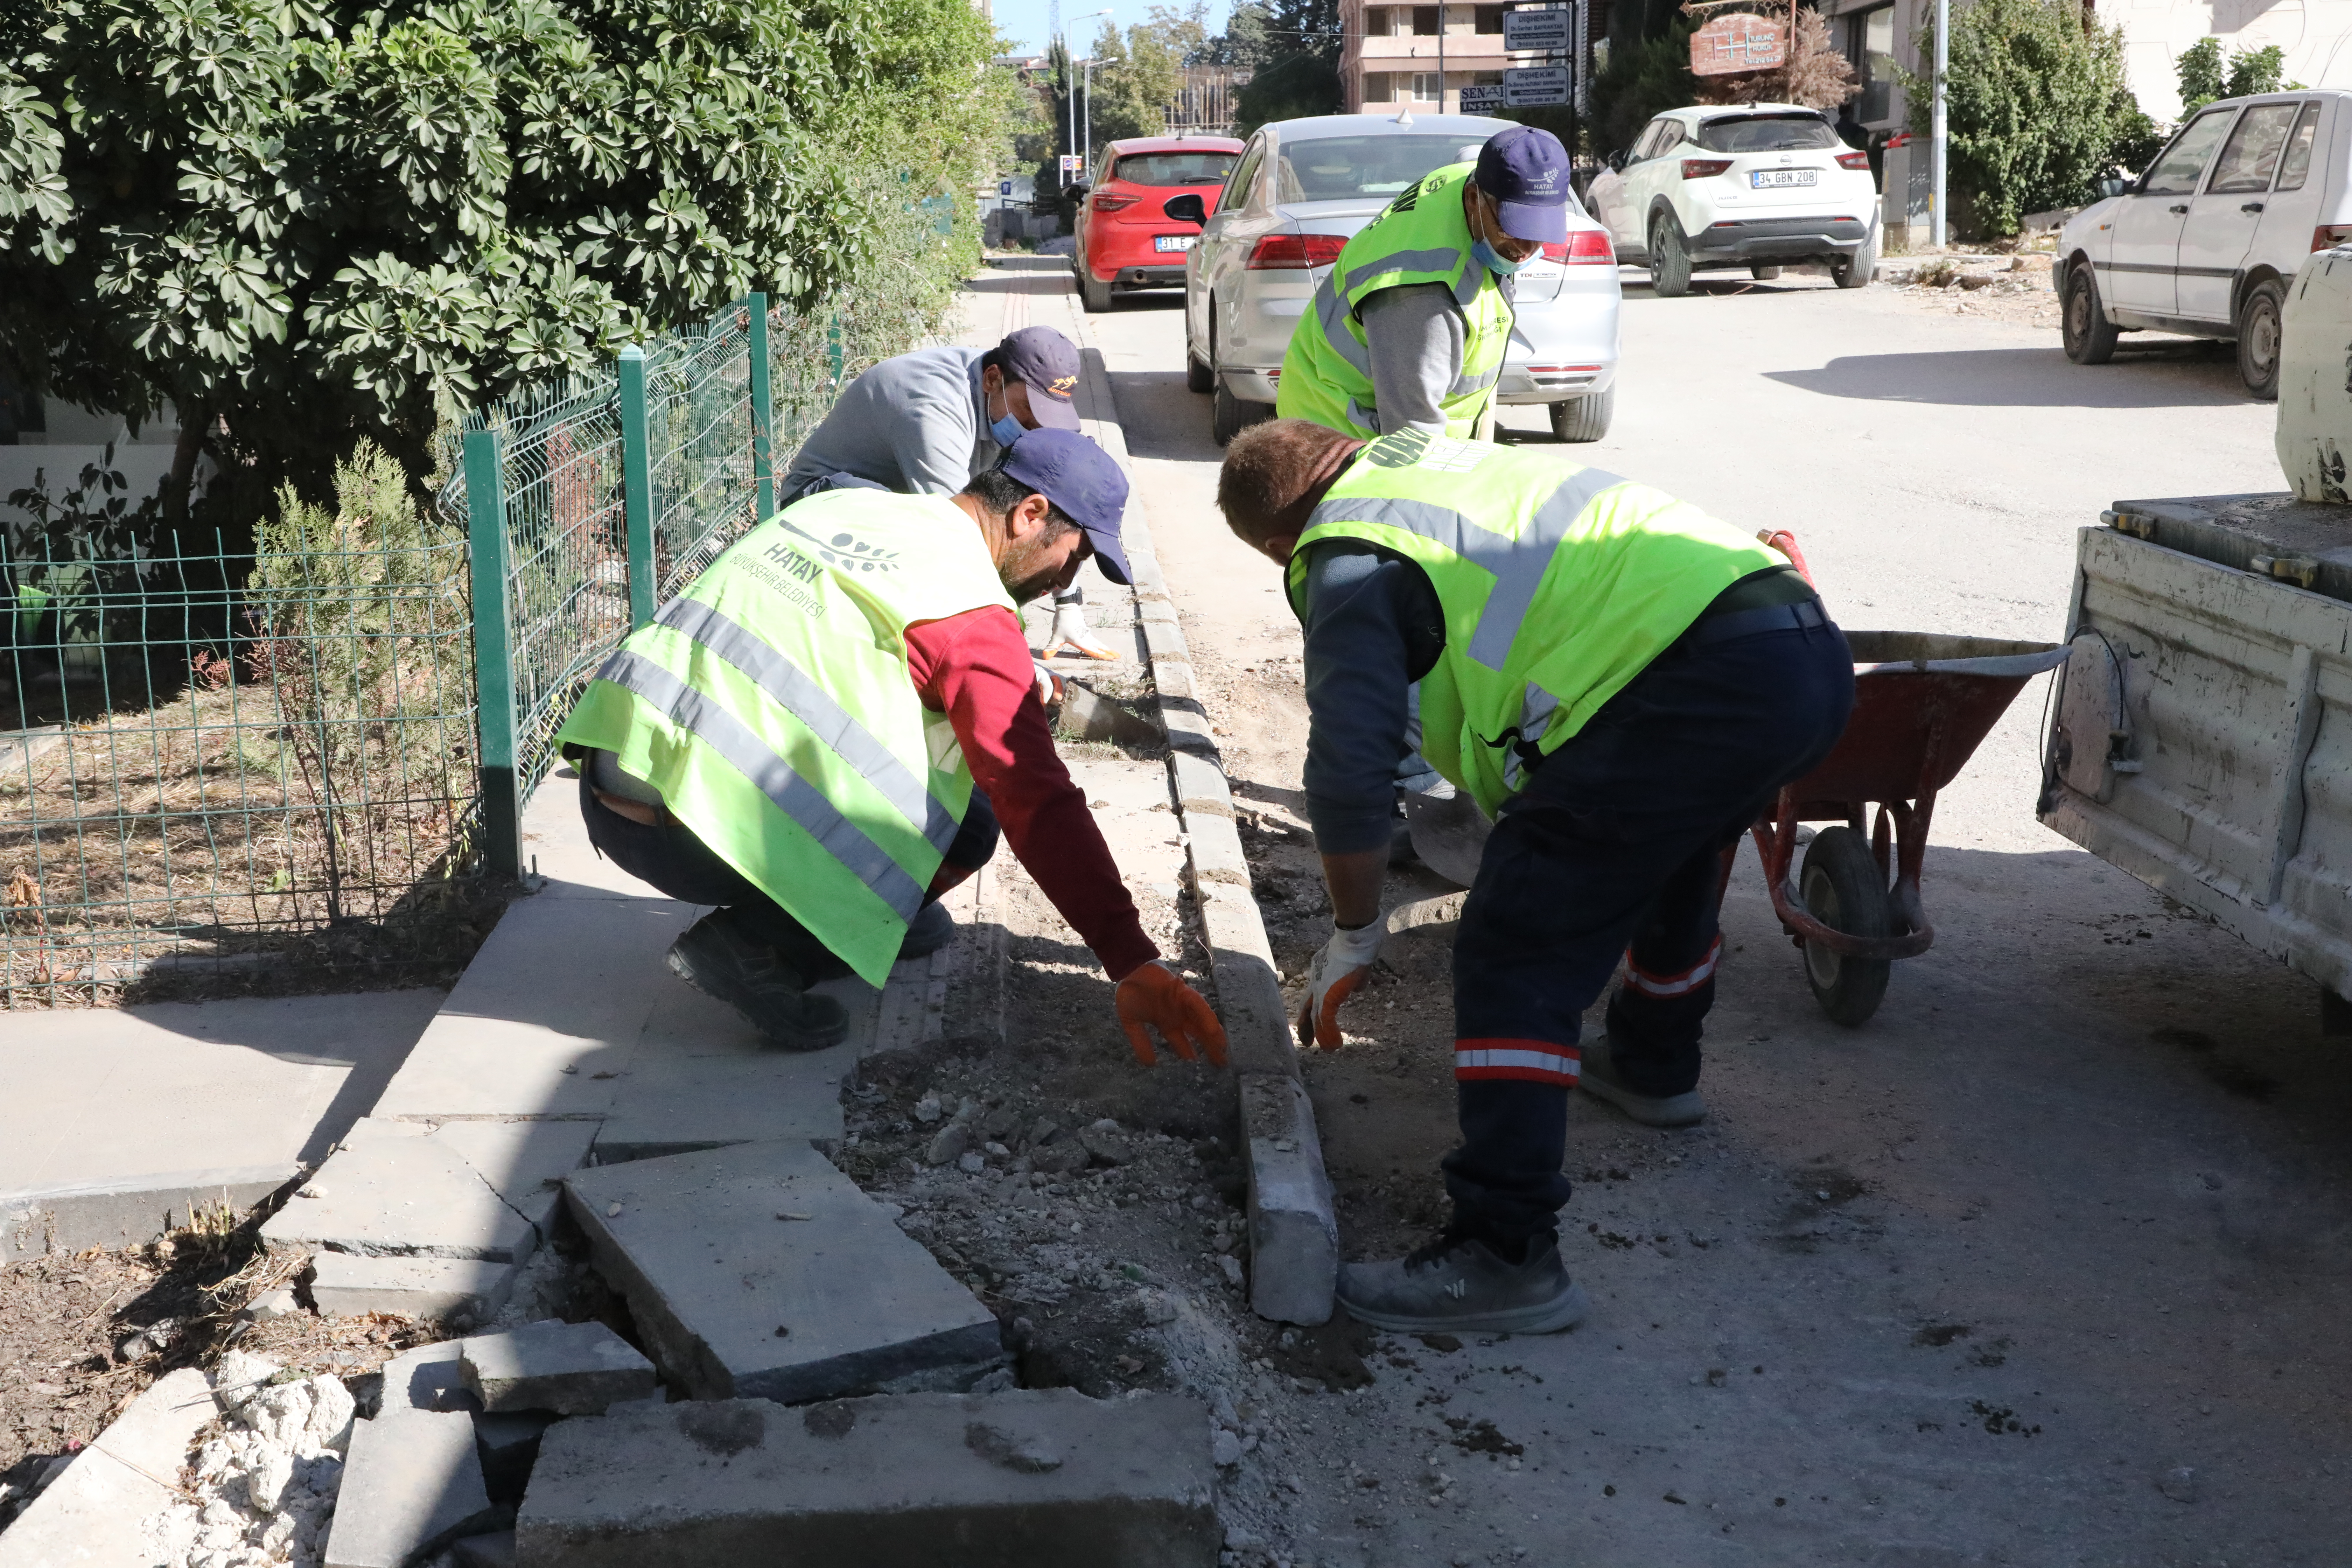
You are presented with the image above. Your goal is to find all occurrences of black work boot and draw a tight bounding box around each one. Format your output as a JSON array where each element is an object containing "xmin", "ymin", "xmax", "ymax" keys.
[
  {"xmin": 899, "ymin": 901, "xmax": 954, "ymax": 959},
  {"xmin": 665, "ymin": 909, "xmax": 849, "ymax": 1051},
  {"xmin": 1336, "ymin": 1231, "xmax": 1589, "ymax": 1335}
]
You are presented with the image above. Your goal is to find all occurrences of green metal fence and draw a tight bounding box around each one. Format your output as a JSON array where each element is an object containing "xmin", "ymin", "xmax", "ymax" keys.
[{"xmin": 4, "ymin": 288, "xmax": 941, "ymax": 1004}]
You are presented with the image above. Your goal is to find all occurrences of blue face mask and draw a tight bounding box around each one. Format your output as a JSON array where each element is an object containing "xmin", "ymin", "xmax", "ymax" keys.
[
  {"xmin": 990, "ymin": 411, "xmax": 1026, "ymax": 448},
  {"xmin": 1473, "ymin": 237, "xmax": 1530, "ymax": 276}
]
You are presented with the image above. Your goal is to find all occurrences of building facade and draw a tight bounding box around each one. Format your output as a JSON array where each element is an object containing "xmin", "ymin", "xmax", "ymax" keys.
[{"xmin": 1338, "ymin": 1, "xmax": 1524, "ymax": 113}]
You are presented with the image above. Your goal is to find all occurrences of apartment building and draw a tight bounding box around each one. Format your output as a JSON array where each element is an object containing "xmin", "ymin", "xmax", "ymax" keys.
[{"xmin": 1339, "ymin": 0, "xmax": 1522, "ymax": 114}]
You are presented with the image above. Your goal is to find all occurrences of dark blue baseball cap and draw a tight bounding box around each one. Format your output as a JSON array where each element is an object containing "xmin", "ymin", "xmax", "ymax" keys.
[
  {"xmin": 999, "ymin": 428, "xmax": 1132, "ymax": 585},
  {"xmin": 1475, "ymin": 125, "xmax": 1573, "ymax": 244}
]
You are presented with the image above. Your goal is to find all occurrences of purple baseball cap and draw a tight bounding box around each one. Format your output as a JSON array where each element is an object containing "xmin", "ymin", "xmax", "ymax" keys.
[
  {"xmin": 1475, "ymin": 125, "xmax": 1573, "ymax": 244},
  {"xmin": 996, "ymin": 326, "xmax": 1084, "ymax": 431},
  {"xmin": 999, "ymin": 429, "xmax": 1132, "ymax": 585}
]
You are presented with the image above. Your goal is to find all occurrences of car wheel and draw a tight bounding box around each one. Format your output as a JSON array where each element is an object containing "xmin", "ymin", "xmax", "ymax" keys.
[
  {"xmin": 2062, "ymin": 266, "xmax": 2120, "ymax": 365},
  {"xmin": 1081, "ymin": 266, "xmax": 1114, "ymax": 313},
  {"xmin": 2237, "ymin": 279, "xmax": 2284, "ymax": 401},
  {"xmin": 1549, "ymin": 387, "xmax": 1615, "ymax": 442},
  {"xmin": 1830, "ymin": 230, "xmax": 1877, "ymax": 289},
  {"xmin": 1185, "ymin": 348, "xmax": 1214, "ymax": 394},
  {"xmin": 1648, "ymin": 215, "xmax": 1692, "ymax": 298},
  {"xmin": 1750, "ymin": 264, "xmax": 1783, "ymax": 281}
]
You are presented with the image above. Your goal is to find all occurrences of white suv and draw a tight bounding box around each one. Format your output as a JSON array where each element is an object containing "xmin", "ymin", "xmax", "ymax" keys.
[
  {"xmin": 1587, "ymin": 103, "xmax": 1879, "ymax": 295},
  {"xmin": 2057, "ymin": 89, "xmax": 2352, "ymax": 399}
]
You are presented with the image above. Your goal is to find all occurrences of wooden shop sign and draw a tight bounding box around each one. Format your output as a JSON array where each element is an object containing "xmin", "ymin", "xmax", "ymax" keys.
[{"xmin": 1690, "ymin": 11, "xmax": 1788, "ymax": 75}]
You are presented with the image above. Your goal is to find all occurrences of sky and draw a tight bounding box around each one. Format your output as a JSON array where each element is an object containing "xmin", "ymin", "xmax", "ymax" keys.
[{"xmin": 989, "ymin": 0, "xmax": 1236, "ymax": 60}]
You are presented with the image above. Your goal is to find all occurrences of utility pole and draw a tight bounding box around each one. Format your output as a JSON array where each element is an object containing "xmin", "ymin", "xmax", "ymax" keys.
[
  {"xmin": 1931, "ymin": 0, "xmax": 1948, "ymax": 248},
  {"xmin": 1438, "ymin": 1, "xmax": 1446, "ymax": 111}
]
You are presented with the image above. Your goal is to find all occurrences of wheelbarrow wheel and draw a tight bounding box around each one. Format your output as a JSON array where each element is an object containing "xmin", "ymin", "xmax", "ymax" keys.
[{"xmin": 1799, "ymin": 827, "xmax": 1891, "ymax": 1027}]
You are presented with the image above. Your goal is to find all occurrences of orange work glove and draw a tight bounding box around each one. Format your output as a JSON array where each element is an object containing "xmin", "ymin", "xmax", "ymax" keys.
[
  {"xmin": 1115, "ymin": 961, "xmax": 1229, "ymax": 1068},
  {"xmin": 1295, "ymin": 918, "xmax": 1385, "ymax": 1049}
]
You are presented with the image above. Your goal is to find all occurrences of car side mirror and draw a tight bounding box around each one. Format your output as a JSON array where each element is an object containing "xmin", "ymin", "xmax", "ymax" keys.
[
  {"xmin": 1608, "ymin": 150, "xmax": 1628, "ymax": 172},
  {"xmin": 1163, "ymin": 192, "xmax": 1209, "ymax": 227},
  {"xmin": 2096, "ymin": 176, "xmax": 2130, "ymax": 199},
  {"xmin": 1069, "ymin": 183, "xmax": 1090, "ymax": 201}
]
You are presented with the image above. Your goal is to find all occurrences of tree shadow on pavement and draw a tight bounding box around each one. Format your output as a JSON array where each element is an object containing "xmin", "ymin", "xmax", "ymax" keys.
[{"xmin": 1764, "ymin": 343, "xmax": 2249, "ymax": 410}]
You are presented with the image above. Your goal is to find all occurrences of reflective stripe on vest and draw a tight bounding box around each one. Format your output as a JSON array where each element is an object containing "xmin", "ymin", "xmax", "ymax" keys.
[
  {"xmin": 652, "ymin": 595, "xmax": 960, "ymax": 856},
  {"xmin": 1291, "ymin": 430, "xmax": 1783, "ymax": 814},
  {"xmin": 593, "ymin": 648, "xmax": 931, "ymax": 919},
  {"xmin": 1278, "ymin": 165, "xmax": 1515, "ymax": 440}
]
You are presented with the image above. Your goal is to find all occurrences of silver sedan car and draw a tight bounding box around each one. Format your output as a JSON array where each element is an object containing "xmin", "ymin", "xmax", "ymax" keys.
[{"xmin": 1167, "ymin": 113, "xmax": 1623, "ymax": 445}]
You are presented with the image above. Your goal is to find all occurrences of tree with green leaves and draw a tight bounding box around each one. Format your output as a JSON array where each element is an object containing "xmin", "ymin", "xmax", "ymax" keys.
[
  {"xmin": 2177, "ymin": 37, "xmax": 2286, "ymax": 115},
  {"xmin": 1222, "ymin": 0, "xmax": 1342, "ymax": 132},
  {"xmin": 1087, "ymin": 7, "xmax": 1206, "ymax": 146},
  {"xmin": 0, "ymin": 0, "xmax": 999, "ymax": 545},
  {"xmin": 1902, "ymin": 0, "xmax": 2139, "ymax": 237}
]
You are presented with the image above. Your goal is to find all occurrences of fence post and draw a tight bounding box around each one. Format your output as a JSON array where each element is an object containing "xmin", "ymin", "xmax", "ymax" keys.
[
  {"xmin": 618, "ymin": 344, "xmax": 656, "ymax": 630},
  {"xmin": 746, "ymin": 293, "xmax": 775, "ymax": 522},
  {"xmin": 464, "ymin": 428, "xmax": 522, "ymax": 881}
]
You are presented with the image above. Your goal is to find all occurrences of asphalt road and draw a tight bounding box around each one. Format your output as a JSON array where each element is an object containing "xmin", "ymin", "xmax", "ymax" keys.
[{"xmin": 1083, "ymin": 268, "xmax": 2349, "ymax": 1567}]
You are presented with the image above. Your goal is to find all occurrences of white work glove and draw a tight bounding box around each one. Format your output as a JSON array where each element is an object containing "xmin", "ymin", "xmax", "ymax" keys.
[
  {"xmin": 1032, "ymin": 659, "xmax": 1064, "ymax": 707},
  {"xmin": 1043, "ymin": 596, "xmax": 1119, "ymax": 660},
  {"xmin": 1295, "ymin": 918, "xmax": 1386, "ymax": 1050}
]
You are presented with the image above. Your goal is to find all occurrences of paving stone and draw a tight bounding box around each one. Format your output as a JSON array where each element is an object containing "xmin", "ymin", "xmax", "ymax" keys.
[
  {"xmin": 428, "ymin": 1120, "xmax": 602, "ymax": 1240},
  {"xmin": 371, "ymin": 897, "xmax": 696, "ymax": 1122},
  {"xmin": 311, "ymin": 1253, "xmax": 518, "ymax": 1325},
  {"xmin": 1241, "ymin": 1073, "xmax": 1339, "ymax": 1328},
  {"xmin": 378, "ymin": 1340, "xmax": 480, "ymax": 1418},
  {"xmin": 0, "ymin": 1368, "xmax": 216, "ymax": 1568},
  {"xmin": 591, "ymin": 997, "xmax": 847, "ymax": 1163},
  {"xmin": 561, "ymin": 1140, "xmax": 1004, "ymax": 1405},
  {"xmin": 261, "ymin": 1120, "xmax": 540, "ymax": 1265},
  {"xmin": 461, "ymin": 1320, "xmax": 656, "ymax": 1415},
  {"xmin": 515, "ymin": 1390, "xmax": 1218, "ymax": 1567},
  {"xmin": 325, "ymin": 1408, "xmax": 501, "ymax": 1568}
]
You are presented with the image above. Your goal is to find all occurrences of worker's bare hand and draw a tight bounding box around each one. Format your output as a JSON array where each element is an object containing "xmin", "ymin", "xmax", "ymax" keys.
[
  {"xmin": 1115, "ymin": 961, "xmax": 1229, "ymax": 1068},
  {"xmin": 1295, "ymin": 919, "xmax": 1385, "ymax": 1049}
]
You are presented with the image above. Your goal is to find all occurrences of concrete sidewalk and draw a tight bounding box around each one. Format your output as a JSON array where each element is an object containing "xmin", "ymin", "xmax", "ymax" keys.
[{"xmin": 0, "ymin": 988, "xmax": 441, "ymax": 1261}]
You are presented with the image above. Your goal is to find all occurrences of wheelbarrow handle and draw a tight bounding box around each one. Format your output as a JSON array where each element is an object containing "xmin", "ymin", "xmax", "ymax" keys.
[{"xmin": 1756, "ymin": 528, "xmax": 1816, "ymax": 587}]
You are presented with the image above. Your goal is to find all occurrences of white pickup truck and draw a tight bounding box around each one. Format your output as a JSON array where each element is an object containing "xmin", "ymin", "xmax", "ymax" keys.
[{"xmin": 2041, "ymin": 252, "xmax": 2352, "ymax": 1018}]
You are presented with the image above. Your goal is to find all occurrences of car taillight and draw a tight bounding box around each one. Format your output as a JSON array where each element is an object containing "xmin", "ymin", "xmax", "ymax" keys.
[
  {"xmin": 1539, "ymin": 231, "xmax": 1616, "ymax": 265},
  {"xmin": 1681, "ymin": 159, "xmax": 1732, "ymax": 179},
  {"xmin": 2314, "ymin": 224, "xmax": 2352, "ymax": 251},
  {"xmin": 1091, "ymin": 192, "xmax": 1139, "ymax": 212},
  {"xmin": 1246, "ymin": 234, "xmax": 1347, "ymax": 269},
  {"xmin": 1835, "ymin": 151, "xmax": 1870, "ymax": 170}
]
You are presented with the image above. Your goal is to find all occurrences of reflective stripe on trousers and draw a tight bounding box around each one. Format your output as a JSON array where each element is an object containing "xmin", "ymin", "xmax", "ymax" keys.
[{"xmin": 592, "ymin": 649, "xmax": 930, "ymax": 920}]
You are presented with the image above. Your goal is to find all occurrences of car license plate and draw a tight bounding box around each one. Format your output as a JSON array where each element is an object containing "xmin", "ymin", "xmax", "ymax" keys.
[
  {"xmin": 1750, "ymin": 170, "xmax": 1818, "ymax": 188},
  {"xmin": 1154, "ymin": 234, "xmax": 1196, "ymax": 253}
]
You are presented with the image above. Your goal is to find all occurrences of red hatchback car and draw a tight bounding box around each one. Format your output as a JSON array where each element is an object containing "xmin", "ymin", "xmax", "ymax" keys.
[{"xmin": 1073, "ymin": 135, "xmax": 1246, "ymax": 313}]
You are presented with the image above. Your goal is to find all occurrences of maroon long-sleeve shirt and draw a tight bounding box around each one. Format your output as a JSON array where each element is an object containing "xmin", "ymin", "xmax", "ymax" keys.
[{"xmin": 905, "ymin": 607, "xmax": 1157, "ymax": 982}]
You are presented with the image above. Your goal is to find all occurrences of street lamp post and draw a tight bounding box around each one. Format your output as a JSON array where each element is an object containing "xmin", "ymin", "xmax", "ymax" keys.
[
  {"xmin": 1069, "ymin": 8, "xmax": 1113, "ymax": 179},
  {"xmin": 1931, "ymin": 0, "xmax": 1948, "ymax": 249}
]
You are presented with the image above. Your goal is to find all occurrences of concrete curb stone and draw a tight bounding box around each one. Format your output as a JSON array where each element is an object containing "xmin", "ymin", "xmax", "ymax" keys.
[
  {"xmin": 310, "ymin": 1253, "xmax": 518, "ymax": 1324},
  {"xmin": 515, "ymin": 1389, "xmax": 1219, "ymax": 1566},
  {"xmin": 459, "ymin": 1320, "xmax": 656, "ymax": 1415},
  {"xmin": 0, "ymin": 1166, "xmax": 295, "ymax": 1266}
]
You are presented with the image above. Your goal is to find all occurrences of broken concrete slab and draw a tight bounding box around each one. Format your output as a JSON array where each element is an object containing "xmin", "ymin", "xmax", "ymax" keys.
[
  {"xmin": 261, "ymin": 1119, "xmax": 541, "ymax": 1266},
  {"xmin": 378, "ymin": 1340, "xmax": 480, "ymax": 1418},
  {"xmin": 516, "ymin": 1390, "xmax": 1218, "ymax": 1567},
  {"xmin": 562, "ymin": 1140, "xmax": 1004, "ymax": 1405},
  {"xmin": 371, "ymin": 895, "xmax": 696, "ymax": 1122},
  {"xmin": 310, "ymin": 1253, "xmax": 517, "ymax": 1325},
  {"xmin": 0, "ymin": 1367, "xmax": 216, "ymax": 1568},
  {"xmin": 474, "ymin": 1412, "xmax": 558, "ymax": 1503},
  {"xmin": 590, "ymin": 986, "xmax": 848, "ymax": 1163},
  {"xmin": 427, "ymin": 1119, "xmax": 601, "ymax": 1245},
  {"xmin": 324, "ymin": 1408, "xmax": 501, "ymax": 1568},
  {"xmin": 461, "ymin": 1320, "xmax": 656, "ymax": 1415}
]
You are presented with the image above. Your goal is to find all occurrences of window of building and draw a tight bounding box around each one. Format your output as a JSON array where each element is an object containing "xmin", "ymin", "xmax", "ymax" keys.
[
  {"xmin": 1475, "ymin": 4, "xmax": 1503, "ymax": 30},
  {"xmin": 1364, "ymin": 71, "xmax": 1396, "ymax": 102},
  {"xmin": 1411, "ymin": 71, "xmax": 1442, "ymax": 99},
  {"xmin": 1847, "ymin": 4, "xmax": 1895, "ymax": 124},
  {"xmin": 1413, "ymin": 6, "xmax": 1439, "ymax": 34},
  {"xmin": 1366, "ymin": 7, "xmax": 1396, "ymax": 36}
]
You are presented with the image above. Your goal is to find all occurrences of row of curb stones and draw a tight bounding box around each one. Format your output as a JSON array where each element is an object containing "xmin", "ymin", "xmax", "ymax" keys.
[{"xmin": 1059, "ymin": 316, "xmax": 1341, "ymax": 1326}]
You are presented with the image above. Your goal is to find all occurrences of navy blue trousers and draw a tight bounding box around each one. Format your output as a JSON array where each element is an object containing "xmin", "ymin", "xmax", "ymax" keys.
[
  {"xmin": 577, "ymin": 772, "xmax": 999, "ymax": 983},
  {"xmin": 1444, "ymin": 613, "xmax": 1854, "ymax": 1245}
]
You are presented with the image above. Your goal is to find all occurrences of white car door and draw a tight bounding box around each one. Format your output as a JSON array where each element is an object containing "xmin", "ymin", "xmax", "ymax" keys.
[
  {"xmin": 2107, "ymin": 107, "xmax": 2238, "ymax": 314},
  {"xmin": 2248, "ymin": 99, "xmax": 2331, "ymax": 281},
  {"xmin": 1620, "ymin": 119, "xmax": 1682, "ymax": 247},
  {"xmin": 2181, "ymin": 100, "xmax": 2302, "ymax": 322},
  {"xmin": 1194, "ymin": 135, "xmax": 1269, "ymax": 364}
]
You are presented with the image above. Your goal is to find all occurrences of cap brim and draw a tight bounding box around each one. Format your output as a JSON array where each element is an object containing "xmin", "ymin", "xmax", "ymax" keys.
[
  {"xmin": 1081, "ymin": 523, "xmax": 1131, "ymax": 586},
  {"xmin": 1495, "ymin": 197, "xmax": 1570, "ymax": 244},
  {"xmin": 1028, "ymin": 390, "xmax": 1083, "ymax": 430}
]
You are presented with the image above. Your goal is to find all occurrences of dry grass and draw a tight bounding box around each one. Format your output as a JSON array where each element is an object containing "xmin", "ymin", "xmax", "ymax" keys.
[{"xmin": 0, "ymin": 672, "xmax": 498, "ymax": 1006}]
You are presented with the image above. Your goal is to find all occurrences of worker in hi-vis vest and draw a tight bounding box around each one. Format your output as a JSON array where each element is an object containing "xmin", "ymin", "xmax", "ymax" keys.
[
  {"xmin": 1216, "ymin": 419, "xmax": 1855, "ymax": 1335},
  {"xmin": 557, "ymin": 429, "xmax": 1225, "ymax": 1068},
  {"xmin": 1278, "ymin": 125, "xmax": 1571, "ymax": 442}
]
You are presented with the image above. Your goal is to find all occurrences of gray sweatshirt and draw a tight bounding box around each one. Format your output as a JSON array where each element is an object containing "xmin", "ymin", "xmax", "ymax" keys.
[{"xmin": 781, "ymin": 346, "xmax": 1004, "ymax": 500}]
